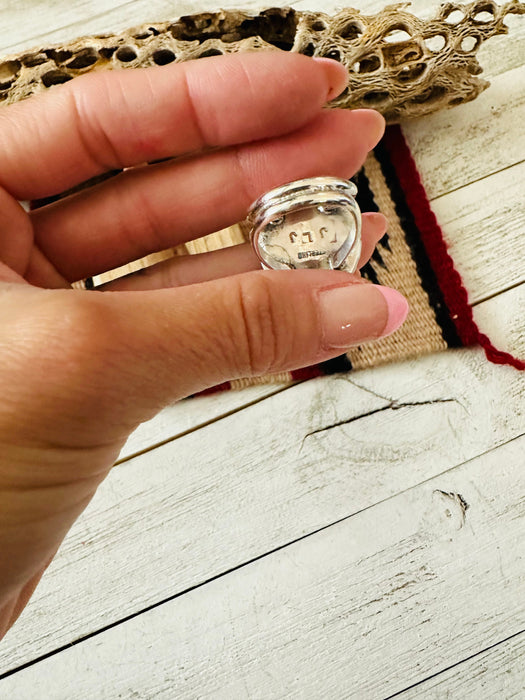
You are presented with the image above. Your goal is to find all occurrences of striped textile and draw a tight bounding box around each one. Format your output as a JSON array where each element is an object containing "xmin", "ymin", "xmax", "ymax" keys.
[{"xmin": 202, "ymin": 124, "xmax": 524, "ymax": 392}]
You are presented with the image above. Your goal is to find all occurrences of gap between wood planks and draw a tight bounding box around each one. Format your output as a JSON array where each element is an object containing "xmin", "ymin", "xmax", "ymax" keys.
[
  {"xmin": 2, "ymin": 429, "xmax": 523, "ymax": 683},
  {"xmin": 428, "ymin": 158, "xmax": 525, "ymax": 204},
  {"xmin": 383, "ymin": 627, "xmax": 525, "ymax": 699},
  {"xmin": 115, "ymin": 380, "xmax": 303, "ymax": 465},
  {"xmin": 471, "ymin": 277, "xmax": 524, "ymax": 307}
]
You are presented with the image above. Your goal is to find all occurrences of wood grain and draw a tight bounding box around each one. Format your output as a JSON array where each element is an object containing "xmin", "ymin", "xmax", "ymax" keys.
[
  {"xmin": 397, "ymin": 631, "xmax": 525, "ymax": 699},
  {"xmin": 431, "ymin": 161, "xmax": 525, "ymax": 305},
  {"xmin": 403, "ymin": 64, "xmax": 525, "ymax": 199},
  {"xmin": 2, "ymin": 434, "xmax": 524, "ymax": 698},
  {"xmin": 3, "ymin": 329, "xmax": 524, "ymax": 674},
  {"xmin": 119, "ymin": 381, "xmax": 289, "ymax": 463}
]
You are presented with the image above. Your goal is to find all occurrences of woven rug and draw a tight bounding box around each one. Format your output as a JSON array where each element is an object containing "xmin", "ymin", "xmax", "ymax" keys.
[{"xmin": 198, "ymin": 123, "xmax": 524, "ymax": 392}]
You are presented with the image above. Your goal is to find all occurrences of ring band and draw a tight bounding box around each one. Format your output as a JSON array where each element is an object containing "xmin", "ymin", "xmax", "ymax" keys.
[{"xmin": 247, "ymin": 177, "xmax": 362, "ymax": 272}]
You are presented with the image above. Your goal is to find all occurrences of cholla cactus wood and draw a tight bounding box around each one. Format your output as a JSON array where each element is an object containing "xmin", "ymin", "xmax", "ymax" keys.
[{"xmin": 0, "ymin": 1, "xmax": 523, "ymax": 121}]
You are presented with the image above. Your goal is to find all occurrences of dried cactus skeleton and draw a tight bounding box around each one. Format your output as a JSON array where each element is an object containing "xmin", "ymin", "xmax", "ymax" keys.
[{"xmin": 0, "ymin": 1, "xmax": 523, "ymax": 121}]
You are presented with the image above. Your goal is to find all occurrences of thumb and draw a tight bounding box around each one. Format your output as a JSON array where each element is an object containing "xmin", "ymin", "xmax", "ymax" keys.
[{"xmin": 93, "ymin": 270, "xmax": 408, "ymax": 424}]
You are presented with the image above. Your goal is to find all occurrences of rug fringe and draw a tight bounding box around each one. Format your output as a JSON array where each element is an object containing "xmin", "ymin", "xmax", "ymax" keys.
[{"xmin": 383, "ymin": 124, "xmax": 524, "ymax": 371}]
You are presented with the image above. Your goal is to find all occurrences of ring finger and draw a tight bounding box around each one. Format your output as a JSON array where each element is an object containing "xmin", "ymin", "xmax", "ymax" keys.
[{"xmin": 98, "ymin": 213, "xmax": 387, "ymax": 292}]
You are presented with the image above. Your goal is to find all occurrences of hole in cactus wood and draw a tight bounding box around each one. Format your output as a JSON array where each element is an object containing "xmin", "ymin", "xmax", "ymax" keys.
[
  {"xmin": 340, "ymin": 22, "xmax": 363, "ymax": 40},
  {"xmin": 0, "ymin": 60, "xmax": 21, "ymax": 82},
  {"xmin": 460, "ymin": 35, "xmax": 479, "ymax": 51},
  {"xmin": 383, "ymin": 27, "xmax": 412, "ymax": 43},
  {"xmin": 41, "ymin": 70, "xmax": 73, "ymax": 87},
  {"xmin": 115, "ymin": 47, "xmax": 138, "ymax": 62},
  {"xmin": 444, "ymin": 9, "xmax": 464, "ymax": 24},
  {"xmin": 152, "ymin": 49, "xmax": 176, "ymax": 65},
  {"xmin": 424, "ymin": 34, "xmax": 447, "ymax": 52},
  {"xmin": 198, "ymin": 48, "xmax": 223, "ymax": 58},
  {"xmin": 67, "ymin": 48, "xmax": 98, "ymax": 70}
]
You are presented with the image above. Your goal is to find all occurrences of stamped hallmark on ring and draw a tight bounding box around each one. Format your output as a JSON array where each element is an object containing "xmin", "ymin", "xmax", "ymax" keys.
[{"xmin": 247, "ymin": 177, "xmax": 362, "ymax": 272}]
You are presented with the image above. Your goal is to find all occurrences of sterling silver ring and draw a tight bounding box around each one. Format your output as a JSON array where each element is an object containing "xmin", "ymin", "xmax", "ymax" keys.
[{"xmin": 247, "ymin": 177, "xmax": 362, "ymax": 272}]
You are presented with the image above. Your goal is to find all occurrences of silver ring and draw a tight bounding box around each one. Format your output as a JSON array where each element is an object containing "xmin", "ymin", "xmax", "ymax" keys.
[{"xmin": 247, "ymin": 177, "xmax": 362, "ymax": 272}]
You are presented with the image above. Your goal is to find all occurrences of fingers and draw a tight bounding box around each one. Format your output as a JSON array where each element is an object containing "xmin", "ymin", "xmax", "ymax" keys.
[
  {"xmin": 0, "ymin": 53, "xmax": 348, "ymax": 200},
  {"xmin": 77, "ymin": 271, "xmax": 409, "ymax": 420},
  {"xmin": 357, "ymin": 212, "xmax": 388, "ymax": 267},
  {"xmin": 0, "ymin": 187, "xmax": 34, "ymax": 276},
  {"xmin": 99, "ymin": 244, "xmax": 259, "ymax": 291},
  {"xmin": 31, "ymin": 109, "xmax": 385, "ymax": 281},
  {"xmin": 100, "ymin": 213, "xmax": 388, "ymax": 291}
]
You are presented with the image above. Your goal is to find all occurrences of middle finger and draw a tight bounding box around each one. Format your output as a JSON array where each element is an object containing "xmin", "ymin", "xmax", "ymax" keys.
[{"xmin": 31, "ymin": 109, "xmax": 384, "ymax": 281}]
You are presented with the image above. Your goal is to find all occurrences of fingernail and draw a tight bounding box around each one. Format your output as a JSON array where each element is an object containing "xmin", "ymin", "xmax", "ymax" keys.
[
  {"xmin": 318, "ymin": 284, "xmax": 409, "ymax": 348},
  {"xmin": 352, "ymin": 109, "xmax": 386, "ymax": 150},
  {"xmin": 313, "ymin": 57, "xmax": 349, "ymax": 101},
  {"xmin": 366, "ymin": 211, "xmax": 389, "ymax": 236}
]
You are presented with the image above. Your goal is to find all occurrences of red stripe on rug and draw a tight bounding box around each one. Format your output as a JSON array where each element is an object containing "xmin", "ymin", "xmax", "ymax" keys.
[
  {"xmin": 290, "ymin": 366, "xmax": 325, "ymax": 381},
  {"xmin": 196, "ymin": 381, "xmax": 232, "ymax": 395},
  {"xmin": 383, "ymin": 124, "xmax": 524, "ymax": 371}
]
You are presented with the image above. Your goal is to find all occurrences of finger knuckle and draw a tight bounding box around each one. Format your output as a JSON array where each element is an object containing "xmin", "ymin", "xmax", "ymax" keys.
[{"xmin": 232, "ymin": 274, "xmax": 286, "ymax": 377}]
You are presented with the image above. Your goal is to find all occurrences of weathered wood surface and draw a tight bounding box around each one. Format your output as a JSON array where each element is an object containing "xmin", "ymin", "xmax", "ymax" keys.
[
  {"xmin": 118, "ymin": 382, "xmax": 288, "ymax": 462},
  {"xmin": 2, "ymin": 340, "xmax": 524, "ymax": 674},
  {"xmin": 430, "ymin": 162, "xmax": 525, "ymax": 305},
  {"xmin": 403, "ymin": 64, "xmax": 525, "ymax": 199},
  {"xmin": 2, "ymin": 435, "xmax": 524, "ymax": 698},
  {"xmin": 397, "ymin": 631, "xmax": 525, "ymax": 699},
  {"xmin": 1, "ymin": 0, "xmax": 524, "ymax": 697}
]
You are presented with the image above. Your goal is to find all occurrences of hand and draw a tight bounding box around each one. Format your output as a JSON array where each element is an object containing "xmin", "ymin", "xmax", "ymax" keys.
[{"xmin": 0, "ymin": 52, "xmax": 408, "ymax": 636}]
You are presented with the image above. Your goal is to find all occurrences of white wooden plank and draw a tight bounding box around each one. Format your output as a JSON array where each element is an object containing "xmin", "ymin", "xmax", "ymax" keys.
[
  {"xmin": 430, "ymin": 161, "xmax": 525, "ymax": 305},
  {"xmin": 2, "ymin": 434, "xmax": 524, "ymax": 698},
  {"xmin": 118, "ymin": 382, "xmax": 289, "ymax": 462},
  {"xmin": 473, "ymin": 282, "xmax": 525, "ymax": 359},
  {"xmin": 397, "ymin": 631, "xmax": 525, "ymax": 699},
  {"xmin": 2, "ymin": 314, "xmax": 524, "ymax": 674},
  {"xmin": 403, "ymin": 64, "xmax": 525, "ymax": 199}
]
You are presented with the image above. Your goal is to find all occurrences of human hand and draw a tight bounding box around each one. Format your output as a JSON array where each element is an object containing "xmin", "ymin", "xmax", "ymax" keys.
[{"xmin": 0, "ymin": 52, "xmax": 408, "ymax": 636}]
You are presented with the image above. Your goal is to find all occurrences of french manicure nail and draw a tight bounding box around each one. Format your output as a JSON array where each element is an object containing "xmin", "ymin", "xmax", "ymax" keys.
[
  {"xmin": 377, "ymin": 286, "xmax": 410, "ymax": 337},
  {"xmin": 318, "ymin": 284, "xmax": 409, "ymax": 348}
]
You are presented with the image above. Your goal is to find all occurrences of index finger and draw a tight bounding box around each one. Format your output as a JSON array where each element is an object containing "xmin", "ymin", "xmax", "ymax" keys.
[{"xmin": 0, "ymin": 53, "xmax": 347, "ymax": 200}]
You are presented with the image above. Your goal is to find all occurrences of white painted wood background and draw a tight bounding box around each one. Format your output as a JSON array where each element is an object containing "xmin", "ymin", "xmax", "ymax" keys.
[{"xmin": 1, "ymin": 1, "xmax": 524, "ymax": 698}]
